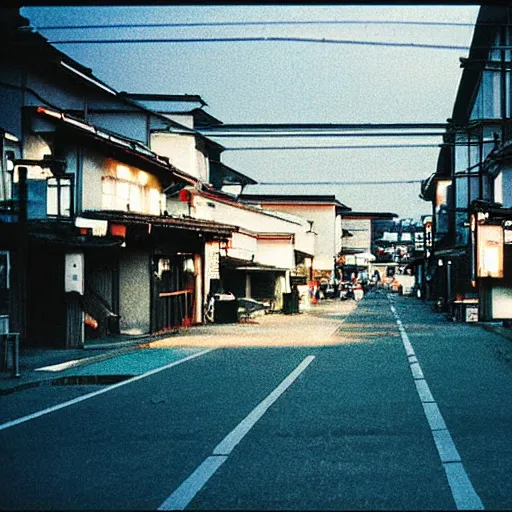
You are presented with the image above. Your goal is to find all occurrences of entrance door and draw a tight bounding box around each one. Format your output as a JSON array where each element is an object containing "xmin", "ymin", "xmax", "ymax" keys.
[{"xmin": 153, "ymin": 255, "xmax": 195, "ymax": 332}]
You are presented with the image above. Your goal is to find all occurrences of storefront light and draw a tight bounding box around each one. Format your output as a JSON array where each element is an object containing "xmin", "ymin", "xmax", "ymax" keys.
[{"xmin": 477, "ymin": 224, "xmax": 504, "ymax": 278}]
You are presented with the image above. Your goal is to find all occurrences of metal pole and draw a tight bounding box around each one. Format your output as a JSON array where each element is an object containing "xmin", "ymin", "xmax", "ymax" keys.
[{"xmin": 13, "ymin": 333, "xmax": 20, "ymax": 378}]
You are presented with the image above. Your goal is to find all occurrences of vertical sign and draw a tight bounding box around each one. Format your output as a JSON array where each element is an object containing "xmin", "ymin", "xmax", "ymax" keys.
[{"xmin": 477, "ymin": 224, "xmax": 504, "ymax": 278}]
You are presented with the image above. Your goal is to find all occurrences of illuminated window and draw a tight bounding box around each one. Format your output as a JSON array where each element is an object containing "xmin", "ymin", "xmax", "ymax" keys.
[{"xmin": 101, "ymin": 172, "xmax": 159, "ymax": 214}]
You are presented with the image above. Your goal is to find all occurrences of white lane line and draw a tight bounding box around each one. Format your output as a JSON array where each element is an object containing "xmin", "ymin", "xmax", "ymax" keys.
[
  {"xmin": 432, "ymin": 429, "xmax": 461, "ymax": 463},
  {"xmin": 388, "ymin": 296, "xmax": 484, "ymax": 510},
  {"xmin": 158, "ymin": 456, "xmax": 228, "ymax": 511},
  {"xmin": 414, "ymin": 379, "xmax": 435, "ymax": 403},
  {"xmin": 213, "ymin": 355, "xmax": 315, "ymax": 455},
  {"xmin": 444, "ymin": 462, "xmax": 484, "ymax": 510},
  {"xmin": 0, "ymin": 349, "xmax": 215, "ymax": 432},
  {"xmin": 159, "ymin": 355, "xmax": 315, "ymax": 510},
  {"xmin": 410, "ymin": 362, "xmax": 425, "ymax": 380}
]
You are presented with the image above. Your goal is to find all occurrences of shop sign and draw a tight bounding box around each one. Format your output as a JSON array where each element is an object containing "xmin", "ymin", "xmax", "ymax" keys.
[
  {"xmin": 424, "ymin": 221, "xmax": 432, "ymax": 248},
  {"xmin": 205, "ymin": 241, "xmax": 220, "ymax": 280},
  {"xmin": 477, "ymin": 224, "xmax": 504, "ymax": 278}
]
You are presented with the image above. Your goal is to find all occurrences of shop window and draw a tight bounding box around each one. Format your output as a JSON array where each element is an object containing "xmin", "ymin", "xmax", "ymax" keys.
[{"xmin": 47, "ymin": 176, "xmax": 72, "ymax": 217}]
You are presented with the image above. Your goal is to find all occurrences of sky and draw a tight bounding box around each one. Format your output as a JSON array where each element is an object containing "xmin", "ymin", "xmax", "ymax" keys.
[{"xmin": 21, "ymin": 4, "xmax": 481, "ymax": 220}]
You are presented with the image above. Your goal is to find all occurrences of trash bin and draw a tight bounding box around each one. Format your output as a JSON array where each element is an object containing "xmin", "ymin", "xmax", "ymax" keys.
[
  {"xmin": 214, "ymin": 298, "xmax": 239, "ymax": 323},
  {"xmin": 282, "ymin": 293, "xmax": 299, "ymax": 314}
]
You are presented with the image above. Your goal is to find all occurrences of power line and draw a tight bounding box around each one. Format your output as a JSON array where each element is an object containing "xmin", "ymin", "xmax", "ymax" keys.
[
  {"xmin": 207, "ymin": 131, "xmax": 446, "ymax": 138},
  {"xmin": 199, "ymin": 122, "xmax": 448, "ymax": 131},
  {"xmin": 47, "ymin": 36, "xmax": 471, "ymax": 51},
  {"xmin": 258, "ymin": 180, "xmax": 424, "ymax": 186},
  {"xmin": 226, "ymin": 143, "xmax": 441, "ymax": 151},
  {"xmin": 36, "ymin": 20, "xmax": 478, "ymax": 30}
]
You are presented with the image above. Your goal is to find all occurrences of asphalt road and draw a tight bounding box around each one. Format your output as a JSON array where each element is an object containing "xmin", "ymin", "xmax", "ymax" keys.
[{"xmin": 1, "ymin": 291, "xmax": 512, "ymax": 510}]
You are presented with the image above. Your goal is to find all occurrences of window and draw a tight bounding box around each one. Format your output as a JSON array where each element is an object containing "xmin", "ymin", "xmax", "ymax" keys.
[
  {"xmin": 47, "ymin": 176, "xmax": 72, "ymax": 217},
  {"xmin": 101, "ymin": 175, "xmax": 161, "ymax": 214}
]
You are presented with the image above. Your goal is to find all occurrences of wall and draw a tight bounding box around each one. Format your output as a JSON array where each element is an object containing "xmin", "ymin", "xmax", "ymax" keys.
[
  {"xmin": 88, "ymin": 112, "xmax": 148, "ymax": 145},
  {"xmin": 492, "ymin": 286, "xmax": 512, "ymax": 319},
  {"xmin": 119, "ymin": 249, "xmax": 150, "ymax": 334},
  {"xmin": 151, "ymin": 133, "xmax": 199, "ymax": 180},
  {"xmin": 256, "ymin": 238, "xmax": 295, "ymax": 269},
  {"xmin": 253, "ymin": 203, "xmax": 336, "ymax": 272}
]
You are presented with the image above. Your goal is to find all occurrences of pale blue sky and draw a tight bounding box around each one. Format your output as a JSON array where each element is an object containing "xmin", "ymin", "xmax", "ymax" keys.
[{"xmin": 22, "ymin": 5, "xmax": 480, "ymax": 220}]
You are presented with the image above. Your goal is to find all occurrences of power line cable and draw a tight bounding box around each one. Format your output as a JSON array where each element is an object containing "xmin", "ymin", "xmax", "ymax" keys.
[
  {"xmin": 204, "ymin": 131, "xmax": 445, "ymax": 138},
  {"xmin": 47, "ymin": 36, "xmax": 472, "ymax": 51},
  {"xmin": 257, "ymin": 179, "xmax": 424, "ymax": 185},
  {"xmin": 35, "ymin": 19, "xmax": 479, "ymax": 30},
  {"xmin": 225, "ymin": 143, "xmax": 441, "ymax": 151}
]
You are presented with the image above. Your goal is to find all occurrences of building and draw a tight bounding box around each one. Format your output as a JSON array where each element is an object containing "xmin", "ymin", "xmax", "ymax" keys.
[
  {"xmin": 0, "ymin": 9, "xmax": 238, "ymax": 348},
  {"xmin": 239, "ymin": 194, "xmax": 351, "ymax": 283},
  {"xmin": 420, "ymin": 5, "xmax": 512, "ymax": 322}
]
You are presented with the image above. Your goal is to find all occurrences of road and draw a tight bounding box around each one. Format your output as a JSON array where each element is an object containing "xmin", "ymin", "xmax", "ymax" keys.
[{"xmin": 1, "ymin": 291, "xmax": 512, "ymax": 510}]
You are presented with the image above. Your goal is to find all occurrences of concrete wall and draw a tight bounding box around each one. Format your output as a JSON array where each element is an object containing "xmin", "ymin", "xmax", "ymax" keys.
[{"xmin": 119, "ymin": 250, "xmax": 150, "ymax": 334}]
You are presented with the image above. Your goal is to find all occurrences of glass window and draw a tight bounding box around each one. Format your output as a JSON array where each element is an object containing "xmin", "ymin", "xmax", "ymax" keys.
[
  {"xmin": 455, "ymin": 135, "xmax": 469, "ymax": 173},
  {"xmin": 482, "ymin": 71, "xmax": 501, "ymax": 119},
  {"xmin": 455, "ymin": 176, "xmax": 468, "ymax": 208},
  {"xmin": 47, "ymin": 177, "xmax": 72, "ymax": 217},
  {"xmin": 482, "ymin": 125, "xmax": 502, "ymax": 160},
  {"xmin": 469, "ymin": 175, "xmax": 480, "ymax": 203}
]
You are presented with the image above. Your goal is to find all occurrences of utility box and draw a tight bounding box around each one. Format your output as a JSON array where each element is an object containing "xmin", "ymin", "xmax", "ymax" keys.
[{"xmin": 65, "ymin": 252, "xmax": 84, "ymax": 294}]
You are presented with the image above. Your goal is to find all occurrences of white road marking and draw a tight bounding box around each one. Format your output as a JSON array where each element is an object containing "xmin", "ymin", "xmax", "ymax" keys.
[
  {"xmin": 422, "ymin": 401, "xmax": 447, "ymax": 432},
  {"xmin": 410, "ymin": 362, "xmax": 424, "ymax": 380},
  {"xmin": 414, "ymin": 379, "xmax": 435, "ymax": 403},
  {"xmin": 158, "ymin": 456, "xmax": 228, "ymax": 511},
  {"xmin": 0, "ymin": 349, "xmax": 215, "ymax": 432},
  {"xmin": 432, "ymin": 429, "xmax": 461, "ymax": 463},
  {"xmin": 388, "ymin": 295, "xmax": 484, "ymax": 510},
  {"xmin": 35, "ymin": 359, "xmax": 82, "ymax": 372},
  {"xmin": 444, "ymin": 462, "xmax": 484, "ymax": 510},
  {"xmin": 214, "ymin": 355, "xmax": 315, "ymax": 455},
  {"xmin": 159, "ymin": 355, "xmax": 315, "ymax": 510}
]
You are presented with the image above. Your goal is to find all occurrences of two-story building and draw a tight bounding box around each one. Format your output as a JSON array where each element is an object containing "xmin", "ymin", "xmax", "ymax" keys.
[
  {"xmin": 420, "ymin": 5, "xmax": 512, "ymax": 322},
  {"xmin": 0, "ymin": 9, "xmax": 238, "ymax": 348}
]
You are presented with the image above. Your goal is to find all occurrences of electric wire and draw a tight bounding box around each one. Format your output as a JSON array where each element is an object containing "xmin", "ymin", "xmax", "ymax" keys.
[
  {"xmin": 35, "ymin": 20, "xmax": 479, "ymax": 30},
  {"xmin": 225, "ymin": 143, "xmax": 442, "ymax": 151},
  {"xmin": 257, "ymin": 179, "xmax": 423, "ymax": 185},
  {"xmin": 46, "ymin": 36, "xmax": 472, "ymax": 51}
]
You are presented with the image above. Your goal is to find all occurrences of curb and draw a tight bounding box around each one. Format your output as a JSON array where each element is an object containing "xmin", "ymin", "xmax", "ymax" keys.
[{"xmin": 0, "ymin": 342, "xmax": 147, "ymax": 395}]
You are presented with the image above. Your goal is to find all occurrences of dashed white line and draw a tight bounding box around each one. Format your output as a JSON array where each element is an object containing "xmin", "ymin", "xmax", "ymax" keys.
[
  {"xmin": 389, "ymin": 295, "xmax": 484, "ymax": 510},
  {"xmin": 158, "ymin": 355, "xmax": 315, "ymax": 510},
  {"xmin": 158, "ymin": 456, "xmax": 228, "ymax": 511}
]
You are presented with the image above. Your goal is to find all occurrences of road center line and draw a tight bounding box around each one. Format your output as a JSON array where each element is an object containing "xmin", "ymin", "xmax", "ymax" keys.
[
  {"xmin": 388, "ymin": 296, "xmax": 484, "ymax": 510},
  {"xmin": 0, "ymin": 349, "xmax": 215, "ymax": 432},
  {"xmin": 158, "ymin": 355, "xmax": 316, "ymax": 510}
]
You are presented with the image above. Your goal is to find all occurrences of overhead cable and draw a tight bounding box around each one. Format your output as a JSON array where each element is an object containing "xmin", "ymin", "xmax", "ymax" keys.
[
  {"xmin": 225, "ymin": 143, "xmax": 441, "ymax": 151},
  {"xmin": 257, "ymin": 179, "xmax": 424, "ymax": 185},
  {"xmin": 47, "ymin": 36, "xmax": 471, "ymax": 51},
  {"xmin": 36, "ymin": 20, "xmax": 479, "ymax": 30}
]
